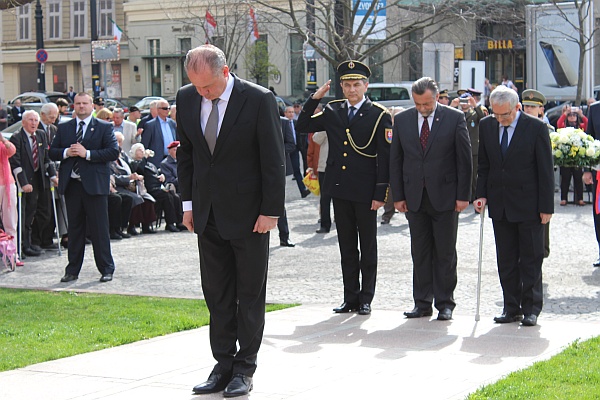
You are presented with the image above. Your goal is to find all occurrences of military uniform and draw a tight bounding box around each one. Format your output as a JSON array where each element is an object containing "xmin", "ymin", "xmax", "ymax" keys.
[{"xmin": 296, "ymin": 60, "xmax": 392, "ymax": 312}]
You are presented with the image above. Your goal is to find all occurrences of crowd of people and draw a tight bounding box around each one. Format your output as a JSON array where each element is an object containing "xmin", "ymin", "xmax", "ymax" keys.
[{"xmin": 0, "ymin": 93, "xmax": 184, "ymax": 273}]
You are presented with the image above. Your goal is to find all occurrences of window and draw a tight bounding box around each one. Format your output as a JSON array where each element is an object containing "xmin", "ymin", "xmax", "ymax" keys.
[
  {"xmin": 290, "ymin": 34, "xmax": 304, "ymax": 97},
  {"xmin": 98, "ymin": 0, "xmax": 115, "ymax": 38},
  {"xmin": 180, "ymin": 38, "xmax": 192, "ymax": 86},
  {"xmin": 72, "ymin": 0, "xmax": 86, "ymax": 38},
  {"xmin": 47, "ymin": 0, "xmax": 61, "ymax": 39},
  {"xmin": 149, "ymin": 39, "xmax": 161, "ymax": 96},
  {"xmin": 17, "ymin": 4, "xmax": 31, "ymax": 41}
]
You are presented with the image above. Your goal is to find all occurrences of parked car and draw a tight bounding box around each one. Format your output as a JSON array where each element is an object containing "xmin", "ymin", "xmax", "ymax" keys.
[
  {"xmin": 365, "ymin": 83, "xmax": 414, "ymax": 108},
  {"xmin": 2, "ymin": 116, "xmax": 73, "ymax": 140},
  {"xmin": 7, "ymin": 91, "xmax": 73, "ymax": 126},
  {"xmin": 134, "ymin": 96, "xmax": 166, "ymax": 111},
  {"xmin": 104, "ymin": 98, "xmax": 130, "ymax": 112},
  {"xmin": 545, "ymin": 103, "xmax": 589, "ymax": 129}
]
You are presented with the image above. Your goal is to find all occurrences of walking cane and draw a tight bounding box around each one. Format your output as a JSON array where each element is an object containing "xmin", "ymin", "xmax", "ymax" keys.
[
  {"xmin": 474, "ymin": 199, "xmax": 486, "ymax": 322},
  {"xmin": 13, "ymin": 168, "xmax": 23, "ymax": 261},
  {"xmin": 50, "ymin": 185, "xmax": 61, "ymax": 256}
]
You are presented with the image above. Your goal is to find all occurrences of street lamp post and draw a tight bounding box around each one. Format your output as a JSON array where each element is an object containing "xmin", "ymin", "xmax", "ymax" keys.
[
  {"xmin": 305, "ymin": 0, "xmax": 317, "ymax": 94},
  {"xmin": 91, "ymin": 0, "xmax": 100, "ymax": 97},
  {"xmin": 35, "ymin": 0, "xmax": 45, "ymax": 91}
]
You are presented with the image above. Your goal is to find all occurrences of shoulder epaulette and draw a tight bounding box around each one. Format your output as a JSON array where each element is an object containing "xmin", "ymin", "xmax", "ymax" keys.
[
  {"xmin": 372, "ymin": 102, "xmax": 388, "ymax": 112},
  {"xmin": 328, "ymin": 99, "xmax": 346, "ymax": 105}
]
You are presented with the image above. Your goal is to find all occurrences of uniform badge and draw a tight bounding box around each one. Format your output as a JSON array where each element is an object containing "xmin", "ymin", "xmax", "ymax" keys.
[
  {"xmin": 348, "ymin": 61, "xmax": 355, "ymax": 69},
  {"xmin": 471, "ymin": 121, "xmax": 475, "ymax": 128},
  {"xmin": 385, "ymin": 128, "xmax": 393, "ymax": 143}
]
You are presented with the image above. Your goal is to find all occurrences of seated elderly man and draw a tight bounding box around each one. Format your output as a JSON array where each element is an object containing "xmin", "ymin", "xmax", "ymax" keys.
[
  {"xmin": 129, "ymin": 143, "xmax": 185, "ymax": 232},
  {"xmin": 160, "ymin": 140, "xmax": 179, "ymax": 193}
]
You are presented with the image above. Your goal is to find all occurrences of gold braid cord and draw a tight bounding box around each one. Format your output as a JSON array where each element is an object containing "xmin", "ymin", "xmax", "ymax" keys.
[{"xmin": 346, "ymin": 110, "xmax": 385, "ymax": 158}]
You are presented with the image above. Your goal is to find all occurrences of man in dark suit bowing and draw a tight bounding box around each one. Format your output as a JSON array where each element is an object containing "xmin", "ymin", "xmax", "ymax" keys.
[
  {"xmin": 297, "ymin": 60, "xmax": 392, "ymax": 316},
  {"xmin": 177, "ymin": 45, "xmax": 285, "ymax": 398},
  {"xmin": 474, "ymin": 85, "xmax": 554, "ymax": 327},
  {"xmin": 50, "ymin": 92, "xmax": 120, "ymax": 283},
  {"xmin": 9, "ymin": 110, "xmax": 56, "ymax": 257},
  {"xmin": 390, "ymin": 77, "xmax": 472, "ymax": 321}
]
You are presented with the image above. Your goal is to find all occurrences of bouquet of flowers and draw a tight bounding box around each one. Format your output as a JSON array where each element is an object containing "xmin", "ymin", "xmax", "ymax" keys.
[{"xmin": 550, "ymin": 127, "xmax": 600, "ymax": 167}]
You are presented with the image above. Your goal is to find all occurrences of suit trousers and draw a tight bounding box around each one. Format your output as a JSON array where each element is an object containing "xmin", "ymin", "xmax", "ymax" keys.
[
  {"xmin": 198, "ymin": 209, "xmax": 269, "ymax": 377},
  {"xmin": 332, "ymin": 197, "xmax": 377, "ymax": 305},
  {"xmin": 31, "ymin": 186, "xmax": 54, "ymax": 247},
  {"xmin": 289, "ymin": 149, "xmax": 307, "ymax": 194},
  {"xmin": 277, "ymin": 208, "xmax": 289, "ymax": 241},
  {"xmin": 405, "ymin": 188, "xmax": 458, "ymax": 311},
  {"xmin": 560, "ymin": 167, "xmax": 583, "ymax": 202},
  {"xmin": 593, "ymin": 171, "xmax": 600, "ymax": 255},
  {"xmin": 22, "ymin": 172, "xmax": 47, "ymax": 250},
  {"xmin": 318, "ymin": 172, "xmax": 332, "ymax": 230},
  {"xmin": 64, "ymin": 179, "xmax": 115, "ymax": 276},
  {"xmin": 491, "ymin": 218, "xmax": 544, "ymax": 316}
]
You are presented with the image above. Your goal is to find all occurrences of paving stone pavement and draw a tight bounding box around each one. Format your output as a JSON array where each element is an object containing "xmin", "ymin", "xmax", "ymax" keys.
[{"xmin": 2, "ymin": 177, "xmax": 600, "ymax": 323}]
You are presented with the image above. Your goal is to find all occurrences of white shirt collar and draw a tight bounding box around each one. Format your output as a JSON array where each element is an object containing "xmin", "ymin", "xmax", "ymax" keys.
[
  {"xmin": 203, "ymin": 73, "xmax": 235, "ymax": 106},
  {"xmin": 347, "ymin": 96, "xmax": 366, "ymax": 111},
  {"xmin": 76, "ymin": 115, "xmax": 93, "ymax": 127}
]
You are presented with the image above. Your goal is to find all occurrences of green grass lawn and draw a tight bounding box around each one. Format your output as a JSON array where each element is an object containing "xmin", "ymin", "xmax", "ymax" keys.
[
  {"xmin": 0, "ymin": 288, "xmax": 293, "ymax": 372},
  {"xmin": 468, "ymin": 336, "xmax": 600, "ymax": 399}
]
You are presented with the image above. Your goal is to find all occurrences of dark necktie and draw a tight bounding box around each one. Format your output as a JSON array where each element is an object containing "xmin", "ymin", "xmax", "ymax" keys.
[
  {"xmin": 501, "ymin": 126, "xmax": 509, "ymax": 158},
  {"xmin": 290, "ymin": 120, "xmax": 296, "ymax": 144},
  {"xmin": 205, "ymin": 98, "xmax": 220, "ymax": 154},
  {"xmin": 420, "ymin": 118, "xmax": 430, "ymax": 150},
  {"xmin": 73, "ymin": 121, "xmax": 85, "ymax": 176},
  {"xmin": 348, "ymin": 106, "xmax": 356, "ymax": 122},
  {"xmin": 31, "ymin": 134, "xmax": 38, "ymax": 171}
]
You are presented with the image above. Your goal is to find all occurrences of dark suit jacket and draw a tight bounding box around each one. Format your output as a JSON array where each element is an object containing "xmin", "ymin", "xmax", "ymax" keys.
[
  {"xmin": 11, "ymin": 106, "xmax": 23, "ymax": 123},
  {"xmin": 38, "ymin": 122, "xmax": 57, "ymax": 144},
  {"xmin": 280, "ymin": 117, "xmax": 297, "ymax": 154},
  {"xmin": 176, "ymin": 74, "xmax": 286, "ymax": 240},
  {"xmin": 49, "ymin": 117, "xmax": 120, "ymax": 196},
  {"xmin": 587, "ymin": 102, "xmax": 600, "ymax": 139},
  {"xmin": 10, "ymin": 128, "xmax": 55, "ymax": 189},
  {"xmin": 141, "ymin": 117, "xmax": 176, "ymax": 166},
  {"xmin": 296, "ymin": 96, "xmax": 391, "ymax": 203},
  {"xmin": 476, "ymin": 112, "xmax": 554, "ymax": 221},
  {"xmin": 390, "ymin": 105, "xmax": 472, "ymax": 212}
]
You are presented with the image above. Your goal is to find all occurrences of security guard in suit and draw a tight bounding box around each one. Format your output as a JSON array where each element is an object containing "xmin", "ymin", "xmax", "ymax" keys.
[
  {"xmin": 452, "ymin": 89, "xmax": 487, "ymax": 200},
  {"xmin": 521, "ymin": 89, "xmax": 554, "ymax": 258},
  {"xmin": 296, "ymin": 60, "xmax": 392, "ymax": 315}
]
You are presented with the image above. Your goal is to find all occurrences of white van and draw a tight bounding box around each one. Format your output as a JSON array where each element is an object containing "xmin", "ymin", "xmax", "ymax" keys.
[{"xmin": 366, "ymin": 82, "xmax": 414, "ymax": 107}]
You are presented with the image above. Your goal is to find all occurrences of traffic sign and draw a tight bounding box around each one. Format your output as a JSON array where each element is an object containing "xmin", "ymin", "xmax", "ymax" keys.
[{"xmin": 36, "ymin": 49, "xmax": 48, "ymax": 64}]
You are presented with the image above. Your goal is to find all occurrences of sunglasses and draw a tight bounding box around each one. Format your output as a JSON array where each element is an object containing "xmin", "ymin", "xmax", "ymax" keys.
[{"xmin": 158, "ymin": 107, "xmax": 170, "ymax": 110}]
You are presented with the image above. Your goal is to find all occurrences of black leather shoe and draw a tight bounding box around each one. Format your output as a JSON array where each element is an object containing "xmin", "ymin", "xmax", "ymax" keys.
[
  {"xmin": 333, "ymin": 302, "xmax": 359, "ymax": 313},
  {"xmin": 110, "ymin": 231, "xmax": 122, "ymax": 240},
  {"xmin": 192, "ymin": 372, "xmax": 232, "ymax": 395},
  {"xmin": 165, "ymin": 224, "xmax": 179, "ymax": 233},
  {"xmin": 60, "ymin": 237, "xmax": 68, "ymax": 249},
  {"xmin": 127, "ymin": 226, "xmax": 139, "ymax": 236},
  {"xmin": 141, "ymin": 226, "xmax": 156, "ymax": 234},
  {"xmin": 358, "ymin": 303, "xmax": 371, "ymax": 315},
  {"xmin": 493, "ymin": 312, "xmax": 523, "ymax": 323},
  {"xmin": 60, "ymin": 274, "xmax": 78, "ymax": 283},
  {"xmin": 521, "ymin": 314, "xmax": 538, "ymax": 326},
  {"xmin": 23, "ymin": 247, "xmax": 43, "ymax": 257},
  {"xmin": 224, "ymin": 374, "xmax": 253, "ymax": 398},
  {"xmin": 118, "ymin": 230, "xmax": 131, "ymax": 239},
  {"xmin": 301, "ymin": 189, "xmax": 311, "ymax": 198},
  {"xmin": 176, "ymin": 223, "xmax": 188, "ymax": 231},
  {"xmin": 280, "ymin": 239, "xmax": 295, "ymax": 247},
  {"xmin": 99, "ymin": 274, "xmax": 113, "ymax": 282},
  {"xmin": 41, "ymin": 243, "xmax": 58, "ymax": 250},
  {"xmin": 380, "ymin": 219, "xmax": 390, "ymax": 225},
  {"xmin": 594, "ymin": 258, "xmax": 600, "ymax": 267},
  {"xmin": 404, "ymin": 307, "xmax": 433, "ymax": 318},
  {"xmin": 31, "ymin": 244, "xmax": 43, "ymax": 252},
  {"xmin": 437, "ymin": 308, "xmax": 453, "ymax": 321},
  {"xmin": 315, "ymin": 227, "xmax": 330, "ymax": 234}
]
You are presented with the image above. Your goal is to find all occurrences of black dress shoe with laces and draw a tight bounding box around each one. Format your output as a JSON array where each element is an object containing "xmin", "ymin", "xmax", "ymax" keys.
[
  {"xmin": 521, "ymin": 314, "xmax": 538, "ymax": 326},
  {"xmin": 23, "ymin": 247, "xmax": 43, "ymax": 257},
  {"xmin": 117, "ymin": 229, "xmax": 131, "ymax": 239},
  {"xmin": 280, "ymin": 239, "xmax": 295, "ymax": 247},
  {"xmin": 99, "ymin": 274, "xmax": 113, "ymax": 282},
  {"xmin": 493, "ymin": 312, "xmax": 523, "ymax": 324},
  {"xmin": 165, "ymin": 224, "xmax": 180, "ymax": 233},
  {"xmin": 358, "ymin": 303, "xmax": 371, "ymax": 315},
  {"xmin": 60, "ymin": 274, "xmax": 78, "ymax": 283},
  {"xmin": 404, "ymin": 307, "xmax": 433, "ymax": 318},
  {"xmin": 224, "ymin": 374, "xmax": 253, "ymax": 398},
  {"xmin": 437, "ymin": 308, "xmax": 453, "ymax": 321},
  {"xmin": 192, "ymin": 372, "xmax": 232, "ymax": 394},
  {"xmin": 141, "ymin": 225, "xmax": 156, "ymax": 234},
  {"xmin": 333, "ymin": 302, "xmax": 359, "ymax": 313}
]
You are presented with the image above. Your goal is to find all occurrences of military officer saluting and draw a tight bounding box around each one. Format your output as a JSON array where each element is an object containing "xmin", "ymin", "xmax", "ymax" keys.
[
  {"xmin": 296, "ymin": 60, "xmax": 392, "ymax": 315},
  {"xmin": 437, "ymin": 89, "xmax": 450, "ymax": 106}
]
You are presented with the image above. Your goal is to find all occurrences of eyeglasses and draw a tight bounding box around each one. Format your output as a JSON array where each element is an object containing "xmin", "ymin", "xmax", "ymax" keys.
[
  {"xmin": 97, "ymin": 103, "xmax": 104, "ymax": 106},
  {"xmin": 494, "ymin": 110, "xmax": 513, "ymax": 119},
  {"xmin": 158, "ymin": 107, "xmax": 170, "ymax": 110}
]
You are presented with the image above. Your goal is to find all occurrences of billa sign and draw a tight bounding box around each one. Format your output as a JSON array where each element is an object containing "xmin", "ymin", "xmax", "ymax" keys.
[{"xmin": 487, "ymin": 40, "xmax": 514, "ymax": 50}]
